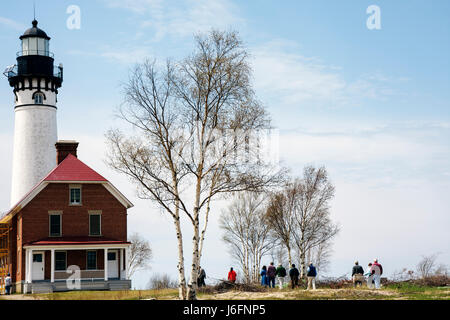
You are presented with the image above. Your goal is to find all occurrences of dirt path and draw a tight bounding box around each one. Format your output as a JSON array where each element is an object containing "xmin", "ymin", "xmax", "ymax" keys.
[
  {"xmin": 0, "ymin": 294, "xmax": 38, "ymax": 300},
  {"xmin": 205, "ymin": 288, "xmax": 398, "ymax": 300}
]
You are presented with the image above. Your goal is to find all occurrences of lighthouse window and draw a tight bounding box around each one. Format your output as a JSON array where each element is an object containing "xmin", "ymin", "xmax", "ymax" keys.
[
  {"xmin": 28, "ymin": 37, "xmax": 37, "ymax": 54},
  {"xmin": 37, "ymin": 38, "xmax": 45, "ymax": 54},
  {"xmin": 22, "ymin": 38, "xmax": 29, "ymax": 55},
  {"xmin": 34, "ymin": 92, "xmax": 44, "ymax": 104}
]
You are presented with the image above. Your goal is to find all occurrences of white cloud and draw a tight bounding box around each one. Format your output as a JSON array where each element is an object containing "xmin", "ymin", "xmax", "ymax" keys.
[
  {"xmin": 0, "ymin": 17, "xmax": 26, "ymax": 31},
  {"xmin": 104, "ymin": 0, "xmax": 163, "ymax": 14},
  {"xmin": 103, "ymin": 0, "xmax": 243, "ymax": 41},
  {"xmin": 278, "ymin": 122, "xmax": 450, "ymax": 188},
  {"xmin": 251, "ymin": 40, "xmax": 402, "ymax": 109},
  {"xmin": 68, "ymin": 45, "xmax": 154, "ymax": 65}
]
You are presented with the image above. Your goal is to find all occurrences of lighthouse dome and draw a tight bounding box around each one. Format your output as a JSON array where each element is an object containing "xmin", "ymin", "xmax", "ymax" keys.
[{"xmin": 20, "ymin": 20, "xmax": 50, "ymax": 40}]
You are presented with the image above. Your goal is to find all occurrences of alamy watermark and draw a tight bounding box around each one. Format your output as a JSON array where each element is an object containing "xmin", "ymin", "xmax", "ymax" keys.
[
  {"xmin": 66, "ymin": 5, "xmax": 81, "ymax": 30},
  {"xmin": 66, "ymin": 265, "xmax": 81, "ymax": 290},
  {"xmin": 367, "ymin": 5, "xmax": 381, "ymax": 30}
]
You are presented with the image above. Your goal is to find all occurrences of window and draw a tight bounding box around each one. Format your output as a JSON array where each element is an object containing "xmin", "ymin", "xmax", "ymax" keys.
[
  {"xmin": 49, "ymin": 213, "xmax": 62, "ymax": 237},
  {"xmin": 69, "ymin": 186, "xmax": 81, "ymax": 205},
  {"xmin": 55, "ymin": 252, "xmax": 66, "ymax": 271},
  {"xmin": 86, "ymin": 251, "xmax": 97, "ymax": 270},
  {"xmin": 34, "ymin": 92, "xmax": 44, "ymax": 104},
  {"xmin": 89, "ymin": 214, "xmax": 101, "ymax": 236},
  {"xmin": 33, "ymin": 253, "xmax": 43, "ymax": 263},
  {"xmin": 108, "ymin": 252, "xmax": 116, "ymax": 261}
]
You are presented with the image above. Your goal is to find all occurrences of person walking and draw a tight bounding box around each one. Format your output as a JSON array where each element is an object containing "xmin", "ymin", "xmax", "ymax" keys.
[
  {"xmin": 306, "ymin": 263, "xmax": 317, "ymax": 290},
  {"xmin": 227, "ymin": 267, "xmax": 237, "ymax": 283},
  {"xmin": 275, "ymin": 263, "xmax": 287, "ymax": 289},
  {"xmin": 289, "ymin": 264, "xmax": 300, "ymax": 289},
  {"xmin": 260, "ymin": 265, "xmax": 268, "ymax": 287},
  {"xmin": 371, "ymin": 259, "xmax": 383, "ymax": 289},
  {"xmin": 5, "ymin": 273, "xmax": 11, "ymax": 295},
  {"xmin": 197, "ymin": 266, "xmax": 206, "ymax": 287},
  {"xmin": 352, "ymin": 261, "xmax": 364, "ymax": 287},
  {"xmin": 267, "ymin": 262, "xmax": 276, "ymax": 288},
  {"xmin": 365, "ymin": 262, "xmax": 374, "ymax": 288}
]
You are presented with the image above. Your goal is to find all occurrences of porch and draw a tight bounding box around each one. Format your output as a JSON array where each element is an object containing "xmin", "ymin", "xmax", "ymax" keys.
[{"xmin": 23, "ymin": 238, "xmax": 131, "ymax": 293}]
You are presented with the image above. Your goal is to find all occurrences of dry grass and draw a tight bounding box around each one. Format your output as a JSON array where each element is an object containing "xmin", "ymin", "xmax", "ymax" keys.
[{"xmin": 1, "ymin": 281, "xmax": 448, "ymax": 300}]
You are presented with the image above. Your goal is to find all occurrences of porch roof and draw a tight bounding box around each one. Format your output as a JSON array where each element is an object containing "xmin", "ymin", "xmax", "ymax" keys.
[{"xmin": 24, "ymin": 236, "xmax": 131, "ymax": 247}]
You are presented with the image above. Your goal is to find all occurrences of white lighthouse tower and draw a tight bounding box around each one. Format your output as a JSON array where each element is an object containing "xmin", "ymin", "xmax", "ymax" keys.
[{"xmin": 4, "ymin": 20, "xmax": 63, "ymax": 206}]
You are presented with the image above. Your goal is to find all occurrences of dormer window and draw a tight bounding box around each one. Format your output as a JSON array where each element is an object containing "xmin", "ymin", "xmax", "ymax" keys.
[
  {"xmin": 69, "ymin": 185, "xmax": 81, "ymax": 205},
  {"xmin": 34, "ymin": 92, "xmax": 44, "ymax": 104}
]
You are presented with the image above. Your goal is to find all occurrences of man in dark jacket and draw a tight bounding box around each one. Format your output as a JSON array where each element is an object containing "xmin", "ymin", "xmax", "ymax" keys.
[
  {"xmin": 275, "ymin": 264, "xmax": 287, "ymax": 289},
  {"xmin": 352, "ymin": 261, "xmax": 364, "ymax": 287},
  {"xmin": 306, "ymin": 263, "xmax": 317, "ymax": 290},
  {"xmin": 197, "ymin": 266, "xmax": 206, "ymax": 287},
  {"xmin": 289, "ymin": 264, "xmax": 300, "ymax": 289},
  {"xmin": 267, "ymin": 262, "xmax": 276, "ymax": 288}
]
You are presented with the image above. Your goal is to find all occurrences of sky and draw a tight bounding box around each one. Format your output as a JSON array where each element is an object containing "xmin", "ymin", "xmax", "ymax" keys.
[{"xmin": 0, "ymin": 0, "xmax": 449, "ymax": 289}]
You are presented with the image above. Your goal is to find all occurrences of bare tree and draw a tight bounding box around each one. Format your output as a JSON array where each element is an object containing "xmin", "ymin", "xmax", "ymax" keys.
[
  {"xmin": 416, "ymin": 253, "xmax": 439, "ymax": 278},
  {"xmin": 127, "ymin": 232, "xmax": 153, "ymax": 278},
  {"xmin": 147, "ymin": 273, "xmax": 178, "ymax": 290},
  {"xmin": 267, "ymin": 167, "xmax": 339, "ymax": 279},
  {"xmin": 269, "ymin": 244, "xmax": 289, "ymax": 268},
  {"xmin": 106, "ymin": 30, "xmax": 282, "ymax": 300},
  {"xmin": 305, "ymin": 239, "xmax": 333, "ymax": 276},
  {"xmin": 266, "ymin": 190, "xmax": 296, "ymax": 267},
  {"xmin": 219, "ymin": 192, "xmax": 274, "ymax": 284}
]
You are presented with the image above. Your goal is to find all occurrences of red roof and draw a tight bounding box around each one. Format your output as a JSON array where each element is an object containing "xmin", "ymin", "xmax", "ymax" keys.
[
  {"xmin": 44, "ymin": 154, "xmax": 107, "ymax": 182},
  {"xmin": 25, "ymin": 236, "xmax": 130, "ymax": 246}
]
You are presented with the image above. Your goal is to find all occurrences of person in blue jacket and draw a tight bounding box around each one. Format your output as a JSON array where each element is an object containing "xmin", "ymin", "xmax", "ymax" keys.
[
  {"xmin": 306, "ymin": 263, "xmax": 317, "ymax": 290},
  {"xmin": 260, "ymin": 265, "xmax": 268, "ymax": 287}
]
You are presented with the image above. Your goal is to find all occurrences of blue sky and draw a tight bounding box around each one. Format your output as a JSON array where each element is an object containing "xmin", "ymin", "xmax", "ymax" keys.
[{"xmin": 0, "ymin": 0, "xmax": 449, "ymax": 289}]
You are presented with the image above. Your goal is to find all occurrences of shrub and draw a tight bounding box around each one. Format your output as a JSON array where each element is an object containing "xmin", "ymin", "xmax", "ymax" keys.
[{"xmin": 147, "ymin": 273, "xmax": 178, "ymax": 290}]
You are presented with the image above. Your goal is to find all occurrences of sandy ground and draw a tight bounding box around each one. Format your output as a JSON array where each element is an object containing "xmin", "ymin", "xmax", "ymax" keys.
[
  {"xmin": 0, "ymin": 294, "xmax": 37, "ymax": 300},
  {"xmin": 205, "ymin": 288, "xmax": 398, "ymax": 300}
]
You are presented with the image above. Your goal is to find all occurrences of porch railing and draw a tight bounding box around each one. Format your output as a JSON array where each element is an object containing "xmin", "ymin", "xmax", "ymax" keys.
[{"xmin": 54, "ymin": 270, "xmax": 105, "ymax": 280}]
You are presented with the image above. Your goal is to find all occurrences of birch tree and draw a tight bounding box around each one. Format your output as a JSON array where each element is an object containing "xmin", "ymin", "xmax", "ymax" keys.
[
  {"xmin": 106, "ymin": 30, "xmax": 282, "ymax": 299},
  {"xmin": 219, "ymin": 192, "xmax": 274, "ymax": 284},
  {"xmin": 266, "ymin": 167, "xmax": 339, "ymax": 279},
  {"xmin": 266, "ymin": 190, "xmax": 296, "ymax": 267},
  {"xmin": 291, "ymin": 166, "xmax": 339, "ymax": 279}
]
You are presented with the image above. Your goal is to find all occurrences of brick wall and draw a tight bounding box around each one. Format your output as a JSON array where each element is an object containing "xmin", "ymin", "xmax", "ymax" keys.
[{"xmin": 18, "ymin": 183, "xmax": 128, "ymax": 281}]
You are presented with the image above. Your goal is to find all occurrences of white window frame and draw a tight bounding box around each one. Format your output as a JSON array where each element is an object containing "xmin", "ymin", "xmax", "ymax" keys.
[{"xmin": 69, "ymin": 184, "xmax": 82, "ymax": 206}]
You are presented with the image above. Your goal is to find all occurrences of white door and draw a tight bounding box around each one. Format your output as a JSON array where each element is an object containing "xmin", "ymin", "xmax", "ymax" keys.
[
  {"xmin": 107, "ymin": 251, "xmax": 119, "ymax": 279},
  {"xmin": 32, "ymin": 252, "xmax": 45, "ymax": 280}
]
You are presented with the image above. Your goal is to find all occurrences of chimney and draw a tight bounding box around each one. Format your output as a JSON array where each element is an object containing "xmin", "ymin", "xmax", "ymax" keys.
[{"xmin": 55, "ymin": 140, "xmax": 79, "ymax": 164}]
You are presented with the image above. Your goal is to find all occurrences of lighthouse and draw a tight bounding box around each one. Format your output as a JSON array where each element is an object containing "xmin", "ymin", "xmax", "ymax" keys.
[{"xmin": 4, "ymin": 20, "xmax": 63, "ymax": 206}]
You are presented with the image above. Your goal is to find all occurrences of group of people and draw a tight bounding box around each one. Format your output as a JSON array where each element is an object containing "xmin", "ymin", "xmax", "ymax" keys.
[
  {"xmin": 352, "ymin": 259, "xmax": 383, "ymax": 289},
  {"xmin": 260, "ymin": 262, "xmax": 318, "ymax": 290},
  {"xmin": 225, "ymin": 258, "xmax": 383, "ymax": 291}
]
